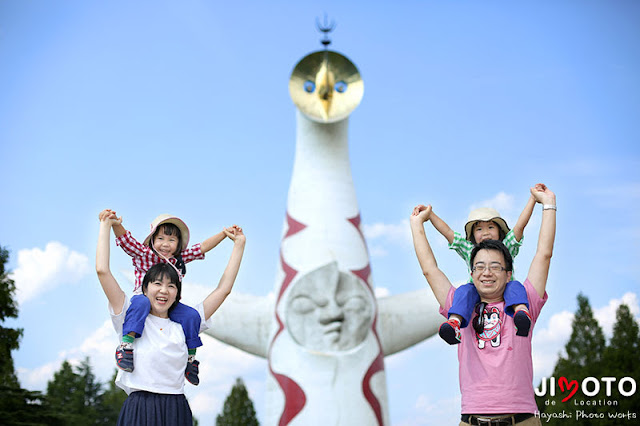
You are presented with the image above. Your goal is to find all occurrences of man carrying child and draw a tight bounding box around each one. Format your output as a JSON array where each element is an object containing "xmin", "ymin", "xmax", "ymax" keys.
[{"xmin": 410, "ymin": 184, "xmax": 556, "ymax": 425}]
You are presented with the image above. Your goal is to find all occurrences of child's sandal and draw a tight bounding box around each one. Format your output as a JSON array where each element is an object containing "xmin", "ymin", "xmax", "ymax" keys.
[
  {"xmin": 439, "ymin": 319, "xmax": 462, "ymax": 345},
  {"xmin": 514, "ymin": 310, "xmax": 532, "ymax": 337}
]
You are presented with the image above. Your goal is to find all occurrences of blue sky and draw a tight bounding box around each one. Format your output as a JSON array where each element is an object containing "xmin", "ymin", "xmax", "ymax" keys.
[{"xmin": 1, "ymin": 0, "xmax": 639, "ymax": 424}]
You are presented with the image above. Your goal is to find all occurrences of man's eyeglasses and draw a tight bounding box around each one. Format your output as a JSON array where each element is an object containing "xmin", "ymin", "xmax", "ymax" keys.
[{"xmin": 472, "ymin": 263, "xmax": 507, "ymax": 274}]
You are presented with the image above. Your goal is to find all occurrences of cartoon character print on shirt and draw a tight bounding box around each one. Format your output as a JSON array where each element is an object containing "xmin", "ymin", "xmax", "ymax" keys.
[{"xmin": 476, "ymin": 306, "xmax": 502, "ymax": 349}]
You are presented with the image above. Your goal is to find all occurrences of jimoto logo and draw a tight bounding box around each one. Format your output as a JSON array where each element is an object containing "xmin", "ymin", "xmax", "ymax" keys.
[{"xmin": 535, "ymin": 376, "xmax": 637, "ymax": 402}]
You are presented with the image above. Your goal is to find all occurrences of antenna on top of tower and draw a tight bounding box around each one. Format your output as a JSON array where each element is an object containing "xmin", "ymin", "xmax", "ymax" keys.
[{"xmin": 316, "ymin": 14, "xmax": 336, "ymax": 49}]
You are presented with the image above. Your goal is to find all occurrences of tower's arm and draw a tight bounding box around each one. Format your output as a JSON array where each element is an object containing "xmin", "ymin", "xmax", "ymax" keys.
[
  {"xmin": 377, "ymin": 289, "xmax": 442, "ymax": 356},
  {"xmin": 203, "ymin": 292, "xmax": 274, "ymax": 358}
]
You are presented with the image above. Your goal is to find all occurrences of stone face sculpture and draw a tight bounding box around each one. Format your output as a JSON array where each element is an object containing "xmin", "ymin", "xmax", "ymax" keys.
[
  {"xmin": 204, "ymin": 44, "xmax": 442, "ymax": 426},
  {"xmin": 285, "ymin": 262, "xmax": 374, "ymax": 352}
]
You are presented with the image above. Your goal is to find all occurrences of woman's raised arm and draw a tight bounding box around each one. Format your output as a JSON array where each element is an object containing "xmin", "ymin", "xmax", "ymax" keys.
[{"xmin": 96, "ymin": 211, "xmax": 126, "ymax": 314}]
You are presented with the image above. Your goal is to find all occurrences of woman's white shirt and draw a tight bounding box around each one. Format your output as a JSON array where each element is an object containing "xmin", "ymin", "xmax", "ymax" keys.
[{"xmin": 110, "ymin": 295, "xmax": 212, "ymax": 395}]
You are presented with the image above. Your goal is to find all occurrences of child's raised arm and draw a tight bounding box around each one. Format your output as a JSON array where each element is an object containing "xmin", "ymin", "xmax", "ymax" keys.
[
  {"xmin": 200, "ymin": 229, "xmax": 227, "ymax": 254},
  {"xmin": 99, "ymin": 209, "xmax": 127, "ymax": 238},
  {"xmin": 426, "ymin": 208, "xmax": 455, "ymax": 245},
  {"xmin": 96, "ymin": 214, "xmax": 126, "ymax": 314},
  {"xmin": 511, "ymin": 194, "xmax": 537, "ymax": 242},
  {"xmin": 202, "ymin": 225, "xmax": 246, "ymax": 320}
]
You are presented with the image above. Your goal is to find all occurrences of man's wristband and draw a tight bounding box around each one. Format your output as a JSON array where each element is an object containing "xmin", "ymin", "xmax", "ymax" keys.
[{"xmin": 542, "ymin": 204, "xmax": 557, "ymax": 211}]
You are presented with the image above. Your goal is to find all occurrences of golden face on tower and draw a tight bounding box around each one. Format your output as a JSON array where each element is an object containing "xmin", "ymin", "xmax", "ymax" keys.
[{"xmin": 289, "ymin": 50, "xmax": 364, "ymax": 123}]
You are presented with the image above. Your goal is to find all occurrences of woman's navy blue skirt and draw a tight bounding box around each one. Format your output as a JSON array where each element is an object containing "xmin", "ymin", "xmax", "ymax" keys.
[{"xmin": 117, "ymin": 391, "xmax": 193, "ymax": 426}]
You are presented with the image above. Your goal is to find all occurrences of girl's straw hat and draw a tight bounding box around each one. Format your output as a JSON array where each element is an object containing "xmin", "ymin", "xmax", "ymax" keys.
[
  {"xmin": 143, "ymin": 214, "xmax": 190, "ymax": 250},
  {"xmin": 464, "ymin": 208, "xmax": 510, "ymax": 241}
]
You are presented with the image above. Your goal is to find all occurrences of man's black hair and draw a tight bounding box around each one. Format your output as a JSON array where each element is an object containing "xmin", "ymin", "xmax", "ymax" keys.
[{"xmin": 469, "ymin": 239, "xmax": 513, "ymax": 272}]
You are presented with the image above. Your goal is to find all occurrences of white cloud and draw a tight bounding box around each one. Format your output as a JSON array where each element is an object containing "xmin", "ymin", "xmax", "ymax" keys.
[
  {"xmin": 368, "ymin": 245, "xmax": 389, "ymax": 257},
  {"xmin": 532, "ymin": 310, "xmax": 574, "ymax": 382},
  {"xmin": 394, "ymin": 393, "xmax": 460, "ymax": 426},
  {"xmin": 362, "ymin": 219, "xmax": 412, "ymax": 257},
  {"xmin": 363, "ymin": 221, "xmax": 409, "ymax": 241},
  {"xmin": 117, "ymin": 269, "xmax": 135, "ymax": 286},
  {"xmin": 470, "ymin": 191, "xmax": 515, "ymax": 215},
  {"xmin": 12, "ymin": 242, "xmax": 91, "ymax": 304},
  {"xmin": 16, "ymin": 361, "xmax": 61, "ymax": 391},
  {"xmin": 180, "ymin": 282, "xmax": 275, "ymax": 309},
  {"xmin": 189, "ymin": 392, "xmax": 220, "ymax": 419},
  {"xmin": 594, "ymin": 292, "xmax": 640, "ymax": 337},
  {"xmin": 363, "ymin": 220, "xmax": 411, "ymax": 244},
  {"xmin": 18, "ymin": 320, "xmax": 117, "ymax": 392},
  {"xmin": 180, "ymin": 281, "xmax": 213, "ymax": 305},
  {"xmin": 375, "ymin": 286, "xmax": 390, "ymax": 298},
  {"xmin": 60, "ymin": 320, "xmax": 116, "ymax": 365},
  {"xmin": 184, "ymin": 337, "xmax": 265, "ymax": 422}
]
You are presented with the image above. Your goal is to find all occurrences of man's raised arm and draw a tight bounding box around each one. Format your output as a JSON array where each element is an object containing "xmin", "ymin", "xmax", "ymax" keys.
[
  {"xmin": 410, "ymin": 204, "xmax": 453, "ymax": 308},
  {"xmin": 526, "ymin": 184, "xmax": 557, "ymax": 298}
]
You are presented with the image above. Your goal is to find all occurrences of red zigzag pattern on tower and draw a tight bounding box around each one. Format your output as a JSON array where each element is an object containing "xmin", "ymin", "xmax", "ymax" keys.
[
  {"xmin": 349, "ymin": 213, "xmax": 385, "ymax": 426},
  {"xmin": 268, "ymin": 212, "xmax": 307, "ymax": 426}
]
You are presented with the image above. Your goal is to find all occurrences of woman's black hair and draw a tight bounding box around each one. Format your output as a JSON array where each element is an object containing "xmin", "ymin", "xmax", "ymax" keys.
[
  {"xmin": 469, "ymin": 220, "xmax": 506, "ymax": 245},
  {"xmin": 141, "ymin": 263, "xmax": 182, "ymax": 309}
]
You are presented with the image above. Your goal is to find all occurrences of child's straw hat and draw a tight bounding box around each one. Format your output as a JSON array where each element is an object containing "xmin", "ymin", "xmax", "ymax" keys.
[
  {"xmin": 143, "ymin": 214, "xmax": 190, "ymax": 250},
  {"xmin": 464, "ymin": 208, "xmax": 510, "ymax": 241}
]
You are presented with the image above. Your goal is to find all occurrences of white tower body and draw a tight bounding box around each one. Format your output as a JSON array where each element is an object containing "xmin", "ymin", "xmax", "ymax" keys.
[{"xmin": 265, "ymin": 111, "xmax": 388, "ymax": 425}]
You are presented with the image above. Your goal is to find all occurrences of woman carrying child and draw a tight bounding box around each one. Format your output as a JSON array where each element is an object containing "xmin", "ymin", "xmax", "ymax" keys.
[
  {"xmin": 96, "ymin": 212, "xmax": 246, "ymax": 425},
  {"xmin": 101, "ymin": 209, "xmax": 228, "ymax": 385}
]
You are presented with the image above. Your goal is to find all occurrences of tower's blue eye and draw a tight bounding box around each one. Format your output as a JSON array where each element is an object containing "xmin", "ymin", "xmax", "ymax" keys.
[
  {"xmin": 335, "ymin": 81, "xmax": 347, "ymax": 93},
  {"xmin": 304, "ymin": 81, "xmax": 316, "ymax": 93}
]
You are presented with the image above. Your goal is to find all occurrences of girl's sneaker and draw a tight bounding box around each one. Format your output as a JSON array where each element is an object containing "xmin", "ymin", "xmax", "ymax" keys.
[
  {"xmin": 115, "ymin": 342, "xmax": 134, "ymax": 372},
  {"xmin": 185, "ymin": 359, "xmax": 200, "ymax": 385}
]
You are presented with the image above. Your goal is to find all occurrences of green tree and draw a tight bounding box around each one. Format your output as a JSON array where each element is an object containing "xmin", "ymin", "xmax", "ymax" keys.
[
  {"xmin": 0, "ymin": 245, "xmax": 62, "ymax": 425},
  {"xmin": 0, "ymin": 245, "xmax": 22, "ymax": 387},
  {"xmin": 536, "ymin": 294, "xmax": 607, "ymax": 424},
  {"xmin": 602, "ymin": 303, "xmax": 640, "ymax": 415},
  {"xmin": 0, "ymin": 386, "xmax": 64, "ymax": 426},
  {"xmin": 96, "ymin": 369, "xmax": 127, "ymax": 424},
  {"xmin": 216, "ymin": 377, "xmax": 259, "ymax": 426},
  {"xmin": 555, "ymin": 294, "xmax": 606, "ymax": 378},
  {"xmin": 46, "ymin": 358, "xmax": 102, "ymax": 425}
]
